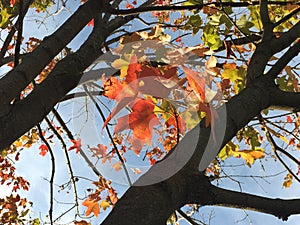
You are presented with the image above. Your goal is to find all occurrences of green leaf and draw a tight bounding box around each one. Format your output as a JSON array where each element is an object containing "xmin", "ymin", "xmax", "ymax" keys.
[
  {"xmin": 202, "ymin": 24, "xmax": 222, "ymax": 50},
  {"xmin": 186, "ymin": 14, "xmax": 202, "ymax": 35},
  {"xmin": 183, "ymin": 0, "xmax": 203, "ymax": 6}
]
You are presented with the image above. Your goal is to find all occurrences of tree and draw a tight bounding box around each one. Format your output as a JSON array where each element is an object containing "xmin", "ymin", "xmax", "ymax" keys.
[{"xmin": 0, "ymin": 0, "xmax": 300, "ymax": 224}]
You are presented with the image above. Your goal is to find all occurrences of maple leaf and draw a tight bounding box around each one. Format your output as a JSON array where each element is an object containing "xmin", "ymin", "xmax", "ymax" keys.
[
  {"xmin": 114, "ymin": 98, "xmax": 160, "ymax": 153},
  {"xmin": 165, "ymin": 114, "xmax": 186, "ymax": 134},
  {"xmin": 182, "ymin": 66, "xmax": 205, "ymax": 102},
  {"xmin": 39, "ymin": 144, "xmax": 49, "ymax": 156},
  {"xmin": 103, "ymin": 55, "xmax": 178, "ymax": 129},
  {"xmin": 91, "ymin": 144, "xmax": 107, "ymax": 157},
  {"xmin": 10, "ymin": 0, "xmax": 17, "ymax": 6},
  {"xmin": 74, "ymin": 221, "xmax": 90, "ymax": 225},
  {"xmin": 68, "ymin": 139, "xmax": 81, "ymax": 154},
  {"xmin": 286, "ymin": 115, "xmax": 293, "ymax": 123},
  {"xmin": 82, "ymin": 198, "xmax": 100, "ymax": 217},
  {"xmin": 87, "ymin": 19, "xmax": 94, "ymax": 27},
  {"xmin": 283, "ymin": 173, "xmax": 293, "ymax": 188},
  {"xmin": 100, "ymin": 200, "xmax": 110, "ymax": 210},
  {"xmin": 112, "ymin": 161, "xmax": 122, "ymax": 171},
  {"xmin": 131, "ymin": 167, "xmax": 142, "ymax": 174}
]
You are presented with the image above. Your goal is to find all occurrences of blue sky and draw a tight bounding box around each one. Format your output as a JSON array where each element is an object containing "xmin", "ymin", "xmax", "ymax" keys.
[{"xmin": 0, "ymin": 1, "xmax": 300, "ymax": 224}]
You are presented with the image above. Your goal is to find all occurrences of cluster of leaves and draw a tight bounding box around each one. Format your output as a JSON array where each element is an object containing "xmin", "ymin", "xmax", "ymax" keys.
[
  {"xmin": 81, "ymin": 176, "xmax": 118, "ymax": 218},
  {"xmin": 0, "ymin": 0, "xmax": 54, "ymax": 29},
  {"xmin": 0, "ymin": 129, "xmax": 41, "ymax": 224},
  {"xmin": 0, "ymin": 194, "xmax": 35, "ymax": 224}
]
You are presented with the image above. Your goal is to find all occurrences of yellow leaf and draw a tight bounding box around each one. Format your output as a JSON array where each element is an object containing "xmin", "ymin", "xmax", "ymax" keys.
[
  {"xmin": 100, "ymin": 200, "xmax": 110, "ymax": 210},
  {"xmin": 283, "ymin": 173, "xmax": 293, "ymax": 188},
  {"xmin": 280, "ymin": 135, "xmax": 289, "ymax": 144},
  {"xmin": 111, "ymin": 58, "xmax": 129, "ymax": 78}
]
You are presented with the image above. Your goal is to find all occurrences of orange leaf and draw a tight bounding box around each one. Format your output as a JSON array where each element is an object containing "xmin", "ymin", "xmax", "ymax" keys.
[
  {"xmin": 182, "ymin": 66, "xmax": 205, "ymax": 102},
  {"xmin": 165, "ymin": 114, "xmax": 186, "ymax": 134},
  {"xmin": 112, "ymin": 161, "xmax": 122, "ymax": 171},
  {"xmin": 68, "ymin": 139, "xmax": 81, "ymax": 154},
  {"xmin": 82, "ymin": 199, "xmax": 100, "ymax": 217},
  {"xmin": 10, "ymin": 0, "xmax": 17, "ymax": 6},
  {"xmin": 39, "ymin": 144, "xmax": 49, "ymax": 156},
  {"xmin": 103, "ymin": 77, "xmax": 125, "ymax": 100}
]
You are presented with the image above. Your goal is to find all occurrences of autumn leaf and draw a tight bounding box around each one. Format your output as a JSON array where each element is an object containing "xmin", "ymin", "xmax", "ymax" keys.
[
  {"xmin": 283, "ymin": 173, "xmax": 293, "ymax": 188},
  {"xmin": 182, "ymin": 66, "xmax": 205, "ymax": 102},
  {"xmin": 74, "ymin": 220, "xmax": 91, "ymax": 225},
  {"xmin": 286, "ymin": 115, "xmax": 293, "ymax": 123},
  {"xmin": 68, "ymin": 139, "xmax": 81, "ymax": 154},
  {"xmin": 82, "ymin": 198, "xmax": 100, "ymax": 217},
  {"xmin": 39, "ymin": 144, "xmax": 49, "ymax": 156},
  {"xmin": 100, "ymin": 200, "xmax": 110, "ymax": 210},
  {"xmin": 131, "ymin": 167, "xmax": 142, "ymax": 174},
  {"xmin": 103, "ymin": 55, "xmax": 178, "ymax": 129},
  {"xmin": 87, "ymin": 19, "xmax": 94, "ymax": 27},
  {"xmin": 10, "ymin": 0, "xmax": 17, "ymax": 6},
  {"xmin": 165, "ymin": 114, "xmax": 186, "ymax": 134},
  {"xmin": 114, "ymin": 98, "xmax": 160, "ymax": 153},
  {"xmin": 91, "ymin": 144, "xmax": 107, "ymax": 157},
  {"xmin": 112, "ymin": 161, "xmax": 122, "ymax": 171}
]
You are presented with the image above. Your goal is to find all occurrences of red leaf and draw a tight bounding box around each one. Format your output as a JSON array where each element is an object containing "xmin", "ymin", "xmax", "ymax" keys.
[
  {"xmin": 68, "ymin": 139, "xmax": 81, "ymax": 154},
  {"xmin": 115, "ymin": 98, "xmax": 160, "ymax": 153},
  {"xmin": 39, "ymin": 144, "xmax": 49, "ymax": 156},
  {"xmin": 87, "ymin": 19, "xmax": 94, "ymax": 27}
]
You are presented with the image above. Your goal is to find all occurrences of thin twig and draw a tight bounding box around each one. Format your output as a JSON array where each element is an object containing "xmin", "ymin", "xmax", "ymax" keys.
[
  {"xmin": 83, "ymin": 84, "xmax": 133, "ymax": 186},
  {"xmin": 51, "ymin": 108, "xmax": 103, "ymax": 177},
  {"xmin": 177, "ymin": 209, "xmax": 206, "ymax": 225},
  {"xmin": 259, "ymin": 114, "xmax": 300, "ymax": 183},
  {"xmin": 274, "ymin": 6, "xmax": 300, "ymax": 28},
  {"xmin": 45, "ymin": 117, "xmax": 80, "ymax": 217},
  {"xmin": 37, "ymin": 123, "xmax": 55, "ymax": 225}
]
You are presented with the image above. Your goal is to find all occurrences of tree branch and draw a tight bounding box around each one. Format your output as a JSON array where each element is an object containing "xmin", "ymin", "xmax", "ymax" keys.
[
  {"xmin": 266, "ymin": 40, "xmax": 300, "ymax": 80},
  {"xmin": 0, "ymin": 0, "xmax": 107, "ymax": 111},
  {"xmin": 208, "ymin": 184, "xmax": 300, "ymax": 221},
  {"xmin": 108, "ymin": 1, "xmax": 299, "ymax": 15},
  {"xmin": 271, "ymin": 21, "xmax": 300, "ymax": 55},
  {"xmin": 269, "ymin": 89, "xmax": 300, "ymax": 111}
]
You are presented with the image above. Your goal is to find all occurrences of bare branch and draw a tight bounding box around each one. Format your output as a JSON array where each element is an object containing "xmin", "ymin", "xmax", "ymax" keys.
[
  {"xmin": 37, "ymin": 123, "xmax": 55, "ymax": 224},
  {"xmin": 208, "ymin": 184, "xmax": 300, "ymax": 221},
  {"xmin": 108, "ymin": 1, "xmax": 299, "ymax": 15}
]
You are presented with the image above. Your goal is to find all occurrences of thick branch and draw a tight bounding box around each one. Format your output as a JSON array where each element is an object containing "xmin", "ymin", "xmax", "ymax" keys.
[
  {"xmin": 271, "ymin": 21, "xmax": 300, "ymax": 54},
  {"xmin": 208, "ymin": 184, "xmax": 300, "ymax": 221},
  {"xmin": 0, "ymin": 0, "xmax": 106, "ymax": 111},
  {"xmin": 269, "ymin": 89, "xmax": 300, "ymax": 111},
  {"xmin": 0, "ymin": 16, "xmax": 134, "ymax": 151},
  {"xmin": 266, "ymin": 40, "xmax": 300, "ymax": 79}
]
